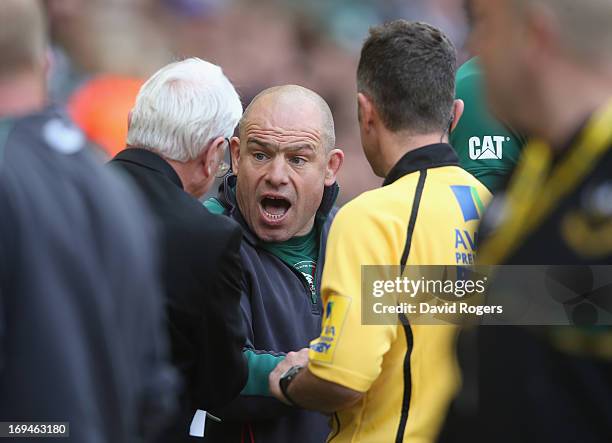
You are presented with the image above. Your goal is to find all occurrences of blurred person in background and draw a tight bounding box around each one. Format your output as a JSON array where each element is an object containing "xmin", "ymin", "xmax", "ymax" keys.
[
  {"xmin": 67, "ymin": 75, "xmax": 144, "ymax": 158},
  {"xmin": 450, "ymin": 56, "xmax": 526, "ymax": 193},
  {"xmin": 44, "ymin": 0, "xmax": 171, "ymax": 157},
  {"xmin": 109, "ymin": 58, "xmax": 248, "ymax": 442},
  {"xmin": 203, "ymin": 85, "xmax": 343, "ymax": 443},
  {"xmin": 448, "ymin": 0, "xmax": 526, "ymax": 194},
  {"xmin": 441, "ymin": 0, "xmax": 612, "ymax": 442},
  {"xmin": 267, "ymin": 21, "xmax": 491, "ymax": 443},
  {"xmin": 45, "ymin": 0, "xmax": 171, "ymax": 101},
  {"xmin": 0, "ymin": 1, "xmax": 177, "ymax": 442}
]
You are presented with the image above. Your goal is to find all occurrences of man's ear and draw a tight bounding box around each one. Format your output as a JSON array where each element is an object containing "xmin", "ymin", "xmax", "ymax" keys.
[
  {"xmin": 230, "ymin": 136, "xmax": 241, "ymax": 174},
  {"xmin": 357, "ymin": 93, "xmax": 375, "ymax": 132},
  {"xmin": 127, "ymin": 110, "xmax": 133, "ymax": 130},
  {"xmin": 202, "ymin": 136, "xmax": 225, "ymax": 178},
  {"xmin": 324, "ymin": 148, "xmax": 345, "ymax": 187},
  {"xmin": 450, "ymin": 99, "xmax": 465, "ymax": 132}
]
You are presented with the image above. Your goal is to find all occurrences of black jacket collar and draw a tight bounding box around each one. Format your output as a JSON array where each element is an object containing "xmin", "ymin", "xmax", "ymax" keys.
[
  {"xmin": 383, "ymin": 143, "xmax": 460, "ymax": 187},
  {"xmin": 113, "ymin": 148, "xmax": 183, "ymax": 189}
]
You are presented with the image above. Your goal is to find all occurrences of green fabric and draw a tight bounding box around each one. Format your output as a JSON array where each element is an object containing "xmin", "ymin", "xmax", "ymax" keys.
[
  {"xmin": 241, "ymin": 350, "xmax": 285, "ymax": 396},
  {"xmin": 261, "ymin": 228, "xmax": 319, "ymax": 303},
  {"xmin": 450, "ymin": 57, "xmax": 526, "ymax": 193},
  {"xmin": 470, "ymin": 186, "xmax": 485, "ymax": 215},
  {"xmin": 0, "ymin": 118, "xmax": 14, "ymax": 163},
  {"xmin": 203, "ymin": 197, "xmax": 225, "ymax": 215}
]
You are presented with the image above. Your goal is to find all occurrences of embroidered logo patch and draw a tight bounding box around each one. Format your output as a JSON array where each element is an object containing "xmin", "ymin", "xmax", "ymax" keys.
[{"xmin": 309, "ymin": 294, "xmax": 351, "ymax": 364}]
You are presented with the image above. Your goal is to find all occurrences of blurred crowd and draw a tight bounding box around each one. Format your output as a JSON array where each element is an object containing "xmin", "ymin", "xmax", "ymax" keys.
[{"xmin": 45, "ymin": 0, "xmax": 470, "ymax": 203}]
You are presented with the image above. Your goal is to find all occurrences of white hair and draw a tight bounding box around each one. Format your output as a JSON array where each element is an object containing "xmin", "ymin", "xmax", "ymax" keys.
[{"xmin": 127, "ymin": 57, "xmax": 242, "ymax": 162}]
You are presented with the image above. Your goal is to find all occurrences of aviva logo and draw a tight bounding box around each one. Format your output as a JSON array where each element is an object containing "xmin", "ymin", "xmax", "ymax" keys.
[
  {"xmin": 468, "ymin": 135, "xmax": 509, "ymax": 160},
  {"xmin": 451, "ymin": 185, "xmax": 486, "ymax": 222}
]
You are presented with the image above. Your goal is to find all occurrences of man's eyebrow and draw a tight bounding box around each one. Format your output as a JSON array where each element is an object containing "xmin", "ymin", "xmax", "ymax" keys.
[
  {"xmin": 246, "ymin": 138, "xmax": 275, "ymax": 149},
  {"xmin": 246, "ymin": 138, "xmax": 316, "ymax": 153},
  {"xmin": 284, "ymin": 144, "xmax": 316, "ymax": 153}
]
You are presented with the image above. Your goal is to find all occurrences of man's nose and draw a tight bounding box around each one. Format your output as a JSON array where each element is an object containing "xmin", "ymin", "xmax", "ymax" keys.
[{"xmin": 265, "ymin": 157, "xmax": 290, "ymax": 187}]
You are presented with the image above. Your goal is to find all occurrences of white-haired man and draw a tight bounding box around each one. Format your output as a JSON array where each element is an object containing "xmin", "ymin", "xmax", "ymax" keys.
[{"xmin": 110, "ymin": 57, "xmax": 248, "ymax": 443}]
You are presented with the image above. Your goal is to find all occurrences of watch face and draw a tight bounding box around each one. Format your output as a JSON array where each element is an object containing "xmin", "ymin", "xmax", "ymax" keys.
[{"xmin": 281, "ymin": 365, "xmax": 303, "ymax": 381}]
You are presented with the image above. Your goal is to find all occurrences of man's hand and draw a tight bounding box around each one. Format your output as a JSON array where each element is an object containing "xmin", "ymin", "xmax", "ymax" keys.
[{"xmin": 269, "ymin": 348, "xmax": 309, "ymax": 404}]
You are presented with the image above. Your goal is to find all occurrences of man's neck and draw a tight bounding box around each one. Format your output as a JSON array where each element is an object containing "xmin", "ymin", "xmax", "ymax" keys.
[
  {"xmin": 166, "ymin": 157, "xmax": 204, "ymax": 198},
  {"xmin": 380, "ymin": 130, "xmax": 446, "ymax": 177},
  {"xmin": 0, "ymin": 72, "xmax": 46, "ymax": 118}
]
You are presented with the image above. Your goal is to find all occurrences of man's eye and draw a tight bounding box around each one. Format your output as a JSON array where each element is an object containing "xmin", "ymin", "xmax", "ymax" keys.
[
  {"xmin": 289, "ymin": 157, "xmax": 306, "ymax": 166},
  {"xmin": 254, "ymin": 153, "xmax": 268, "ymax": 161}
]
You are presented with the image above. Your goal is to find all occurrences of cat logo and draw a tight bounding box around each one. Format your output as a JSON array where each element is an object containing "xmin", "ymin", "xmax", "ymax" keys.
[{"xmin": 468, "ymin": 136, "xmax": 509, "ymax": 160}]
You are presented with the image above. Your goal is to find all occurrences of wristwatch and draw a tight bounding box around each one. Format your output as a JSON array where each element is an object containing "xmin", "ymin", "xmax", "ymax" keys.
[{"xmin": 279, "ymin": 365, "xmax": 303, "ymax": 407}]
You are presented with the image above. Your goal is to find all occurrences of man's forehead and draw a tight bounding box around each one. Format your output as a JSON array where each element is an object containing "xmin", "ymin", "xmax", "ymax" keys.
[
  {"xmin": 243, "ymin": 123, "xmax": 322, "ymax": 149},
  {"xmin": 242, "ymin": 96, "xmax": 324, "ymax": 140},
  {"xmin": 250, "ymin": 93, "xmax": 322, "ymax": 121},
  {"xmin": 239, "ymin": 85, "xmax": 335, "ymax": 151}
]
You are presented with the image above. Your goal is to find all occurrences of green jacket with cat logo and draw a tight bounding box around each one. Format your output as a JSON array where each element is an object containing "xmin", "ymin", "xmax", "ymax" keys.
[{"xmin": 450, "ymin": 57, "xmax": 526, "ymax": 193}]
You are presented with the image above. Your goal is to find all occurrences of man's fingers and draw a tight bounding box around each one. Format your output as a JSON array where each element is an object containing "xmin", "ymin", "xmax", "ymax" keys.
[
  {"xmin": 284, "ymin": 348, "xmax": 310, "ymax": 366},
  {"xmin": 297, "ymin": 348, "xmax": 309, "ymax": 357}
]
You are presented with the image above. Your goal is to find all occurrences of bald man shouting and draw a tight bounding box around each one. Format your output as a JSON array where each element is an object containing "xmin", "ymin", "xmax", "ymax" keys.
[{"xmin": 204, "ymin": 85, "xmax": 343, "ymax": 442}]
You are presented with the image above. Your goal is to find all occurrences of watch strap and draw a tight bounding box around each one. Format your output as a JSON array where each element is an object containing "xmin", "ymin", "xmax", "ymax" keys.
[{"xmin": 279, "ymin": 366, "xmax": 302, "ymax": 407}]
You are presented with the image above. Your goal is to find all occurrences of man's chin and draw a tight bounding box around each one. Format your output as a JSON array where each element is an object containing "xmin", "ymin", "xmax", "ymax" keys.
[
  {"xmin": 251, "ymin": 219, "xmax": 300, "ymax": 242},
  {"xmin": 251, "ymin": 210, "xmax": 296, "ymax": 242},
  {"xmin": 255, "ymin": 227, "xmax": 293, "ymax": 243}
]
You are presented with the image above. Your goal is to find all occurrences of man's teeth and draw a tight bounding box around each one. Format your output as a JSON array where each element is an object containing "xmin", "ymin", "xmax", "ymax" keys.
[
  {"xmin": 261, "ymin": 197, "xmax": 290, "ymax": 220},
  {"xmin": 263, "ymin": 210, "xmax": 285, "ymax": 220},
  {"xmin": 262, "ymin": 204, "xmax": 288, "ymax": 219}
]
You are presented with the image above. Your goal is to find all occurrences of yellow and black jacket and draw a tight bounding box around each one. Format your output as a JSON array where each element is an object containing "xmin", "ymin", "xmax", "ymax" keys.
[
  {"xmin": 441, "ymin": 100, "xmax": 612, "ymax": 443},
  {"xmin": 478, "ymin": 99, "xmax": 612, "ymax": 265}
]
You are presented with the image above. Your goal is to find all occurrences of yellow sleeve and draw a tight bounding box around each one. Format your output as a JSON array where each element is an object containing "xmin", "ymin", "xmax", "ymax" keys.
[{"xmin": 308, "ymin": 197, "xmax": 401, "ymax": 393}]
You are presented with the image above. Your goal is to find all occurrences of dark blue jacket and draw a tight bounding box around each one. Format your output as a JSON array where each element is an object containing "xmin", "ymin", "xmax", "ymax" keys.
[
  {"xmin": 0, "ymin": 108, "xmax": 177, "ymax": 442},
  {"xmin": 205, "ymin": 175, "xmax": 338, "ymax": 443}
]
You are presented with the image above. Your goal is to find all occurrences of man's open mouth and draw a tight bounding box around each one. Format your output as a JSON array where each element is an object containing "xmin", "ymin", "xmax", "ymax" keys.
[{"xmin": 259, "ymin": 195, "xmax": 292, "ymax": 223}]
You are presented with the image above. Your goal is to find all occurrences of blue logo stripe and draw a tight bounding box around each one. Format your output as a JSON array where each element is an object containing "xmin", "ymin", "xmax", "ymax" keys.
[{"xmin": 451, "ymin": 185, "xmax": 480, "ymax": 222}]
